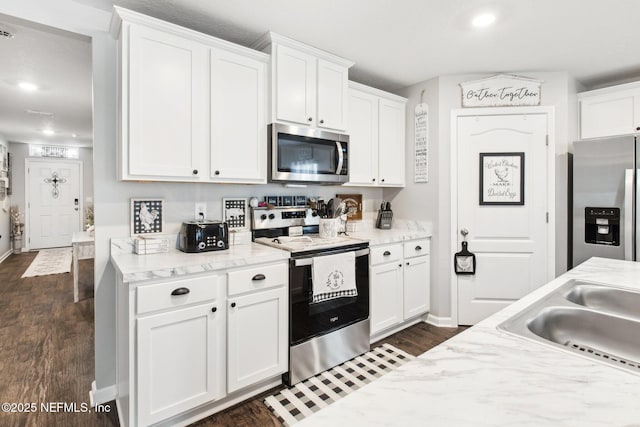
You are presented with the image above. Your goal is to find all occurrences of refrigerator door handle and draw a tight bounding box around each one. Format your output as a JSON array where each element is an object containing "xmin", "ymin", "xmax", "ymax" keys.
[{"xmin": 624, "ymin": 168, "xmax": 634, "ymax": 261}]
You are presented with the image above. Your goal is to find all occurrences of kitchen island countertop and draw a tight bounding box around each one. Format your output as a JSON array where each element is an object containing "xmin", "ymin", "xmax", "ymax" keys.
[{"xmin": 298, "ymin": 257, "xmax": 640, "ymax": 426}]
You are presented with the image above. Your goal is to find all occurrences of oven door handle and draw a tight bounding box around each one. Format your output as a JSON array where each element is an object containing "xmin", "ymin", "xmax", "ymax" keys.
[{"xmin": 293, "ymin": 248, "xmax": 369, "ymax": 266}]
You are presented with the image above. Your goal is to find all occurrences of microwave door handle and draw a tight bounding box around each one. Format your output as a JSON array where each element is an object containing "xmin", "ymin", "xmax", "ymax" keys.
[
  {"xmin": 624, "ymin": 168, "xmax": 633, "ymax": 261},
  {"xmin": 335, "ymin": 141, "xmax": 344, "ymax": 174}
]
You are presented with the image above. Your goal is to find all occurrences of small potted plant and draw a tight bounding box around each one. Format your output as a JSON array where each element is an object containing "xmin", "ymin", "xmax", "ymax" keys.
[
  {"xmin": 10, "ymin": 206, "xmax": 24, "ymax": 253},
  {"xmin": 85, "ymin": 206, "xmax": 94, "ymax": 235}
]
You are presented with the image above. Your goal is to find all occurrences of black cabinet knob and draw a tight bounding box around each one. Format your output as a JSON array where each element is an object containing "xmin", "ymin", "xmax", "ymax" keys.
[
  {"xmin": 171, "ymin": 287, "xmax": 190, "ymax": 296},
  {"xmin": 381, "ymin": 178, "xmax": 385, "ymax": 182},
  {"xmin": 211, "ymin": 307, "xmax": 217, "ymax": 313},
  {"xmin": 372, "ymin": 178, "xmax": 376, "ymax": 182},
  {"xmin": 319, "ymin": 119, "xmax": 324, "ymax": 124},
  {"xmin": 308, "ymin": 117, "xmax": 313, "ymax": 122},
  {"xmin": 398, "ymin": 264, "xmax": 402, "ymax": 267},
  {"xmin": 406, "ymin": 262, "xmax": 410, "ymax": 266},
  {"xmin": 383, "ymin": 251, "xmax": 391, "ymax": 256},
  {"xmin": 214, "ymin": 170, "xmax": 220, "ymax": 176},
  {"xmin": 636, "ymin": 126, "xmax": 640, "ymax": 131},
  {"xmin": 192, "ymin": 169, "xmax": 198, "ymax": 175},
  {"xmin": 231, "ymin": 302, "xmax": 236, "ymax": 308},
  {"xmin": 260, "ymin": 214, "xmax": 267, "ymax": 220},
  {"xmin": 415, "ymin": 245, "xmax": 422, "ymax": 251}
]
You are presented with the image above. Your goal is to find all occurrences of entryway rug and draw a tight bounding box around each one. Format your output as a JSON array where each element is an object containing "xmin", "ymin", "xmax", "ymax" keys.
[
  {"xmin": 264, "ymin": 343, "xmax": 415, "ymax": 426},
  {"xmin": 21, "ymin": 247, "xmax": 73, "ymax": 278}
]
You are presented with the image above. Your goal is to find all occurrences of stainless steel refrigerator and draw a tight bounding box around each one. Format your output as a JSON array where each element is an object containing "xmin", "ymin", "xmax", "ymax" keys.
[{"xmin": 573, "ymin": 136, "xmax": 639, "ymax": 267}]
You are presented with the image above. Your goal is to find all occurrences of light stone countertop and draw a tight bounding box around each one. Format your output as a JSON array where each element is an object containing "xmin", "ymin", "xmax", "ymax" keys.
[
  {"xmin": 297, "ymin": 257, "xmax": 640, "ymax": 426},
  {"xmin": 347, "ymin": 219, "xmax": 432, "ymax": 246},
  {"xmin": 110, "ymin": 239, "xmax": 290, "ymax": 284}
]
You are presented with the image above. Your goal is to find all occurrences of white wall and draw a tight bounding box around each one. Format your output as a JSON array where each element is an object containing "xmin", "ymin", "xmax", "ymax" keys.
[
  {"xmin": 0, "ymin": 134, "xmax": 10, "ymax": 259},
  {"xmin": 386, "ymin": 72, "xmax": 580, "ymax": 322}
]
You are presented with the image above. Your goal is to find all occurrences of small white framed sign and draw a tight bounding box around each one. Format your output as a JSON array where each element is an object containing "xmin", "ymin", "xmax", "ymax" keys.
[
  {"xmin": 222, "ymin": 198, "xmax": 248, "ymax": 230},
  {"xmin": 131, "ymin": 198, "xmax": 164, "ymax": 236}
]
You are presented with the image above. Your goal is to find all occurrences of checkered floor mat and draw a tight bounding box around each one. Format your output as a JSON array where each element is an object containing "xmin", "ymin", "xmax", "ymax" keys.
[{"xmin": 264, "ymin": 343, "xmax": 415, "ymax": 425}]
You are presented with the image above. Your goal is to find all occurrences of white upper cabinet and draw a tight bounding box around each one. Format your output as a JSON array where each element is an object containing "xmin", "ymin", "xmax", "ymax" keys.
[
  {"xmin": 346, "ymin": 82, "xmax": 407, "ymax": 187},
  {"xmin": 210, "ymin": 49, "xmax": 267, "ymax": 183},
  {"xmin": 254, "ymin": 32, "xmax": 354, "ymax": 132},
  {"xmin": 579, "ymin": 81, "xmax": 640, "ymax": 139},
  {"xmin": 113, "ymin": 7, "xmax": 268, "ymax": 183},
  {"xmin": 126, "ymin": 23, "xmax": 208, "ymax": 180}
]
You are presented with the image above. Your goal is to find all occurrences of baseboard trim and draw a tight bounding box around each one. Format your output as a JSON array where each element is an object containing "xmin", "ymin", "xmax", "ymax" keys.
[
  {"xmin": 90, "ymin": 381, "xmax": 117, "ymax": 407},
  {"xmin": 425, "ymin": 314, "xmax": 457, "ymax": 328},
  {"xmin": 0, "ymin": 249, "xmax": 12, "ymax": 264}
]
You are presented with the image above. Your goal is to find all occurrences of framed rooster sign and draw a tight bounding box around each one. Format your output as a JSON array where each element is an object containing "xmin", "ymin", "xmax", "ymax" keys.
[
  {"xmin": 131, "ymin": 198, "xmax": 164, "ymax": 236},
  {"xmin": 479, "ymin": 152, "xmax": 524, "ymax": 206}
]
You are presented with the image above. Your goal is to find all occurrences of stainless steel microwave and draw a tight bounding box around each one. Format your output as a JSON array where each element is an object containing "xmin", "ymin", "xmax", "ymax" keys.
[{"xmin": 268, "ymin": 123, "xmax": 349, "ymax": 184}]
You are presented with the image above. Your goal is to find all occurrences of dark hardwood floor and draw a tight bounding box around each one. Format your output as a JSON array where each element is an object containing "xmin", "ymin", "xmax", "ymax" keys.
[{"xmin": 0, "ymin": 252, "xmax": 466, "ymax": 427}]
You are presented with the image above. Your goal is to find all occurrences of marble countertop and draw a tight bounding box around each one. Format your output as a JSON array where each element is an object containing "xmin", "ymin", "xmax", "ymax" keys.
[
  {"xmin": 111, "ymin": 241, "xmax": 290, "ymax": 284},
  {"xmin": 298, "ymin": 257, "xmax": 640, "ymax": 426},
  {"xmin": 348, "ymin": 219, "xmax": 432, "ymax": 246}
]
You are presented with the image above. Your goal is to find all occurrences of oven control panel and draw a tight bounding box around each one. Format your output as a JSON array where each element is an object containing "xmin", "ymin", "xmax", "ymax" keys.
[{"xmin": 251, "ymin": 207, "xmax": 320, "ymax": 230}]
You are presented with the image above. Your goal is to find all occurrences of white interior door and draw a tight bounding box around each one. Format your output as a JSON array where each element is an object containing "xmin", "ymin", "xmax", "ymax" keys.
[
  {"xmin": 456, "ymin": 113, "xmax": 550, "ymax": 325},
  {"xmin": 27, "ymin": 159, "xmax": 81, "ymax": 249}
]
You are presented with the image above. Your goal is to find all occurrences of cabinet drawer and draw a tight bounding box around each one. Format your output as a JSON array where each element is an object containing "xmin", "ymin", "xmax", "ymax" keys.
[
  {"xmin": 370, "ymin": 244, "xmax": 403, "ymax": 266},
  {"xmin": 403, "ymin": 239, "xmax": 430, "ymax": 258},
  {"xmin": 228, "ymin": 262, "xmax": 288, "ymax": 296},
  {"xmin": 137, "ymin": 275, "xmax": 220, "ymax": 315}
]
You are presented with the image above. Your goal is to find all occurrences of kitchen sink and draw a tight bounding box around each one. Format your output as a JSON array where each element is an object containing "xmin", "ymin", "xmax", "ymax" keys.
[
  {"xmin": 565, "ymin": 283, "xmax": 640, "ymax": 321},
  {"xmin": 497, "ymin": 280, "xmax": 640, "ymax": 374}
]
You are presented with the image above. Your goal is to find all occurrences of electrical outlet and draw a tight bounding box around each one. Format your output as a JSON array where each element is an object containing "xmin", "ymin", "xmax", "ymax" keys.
[{"xmin": 194, "ymin": 202, "xmax": 207, "ymax": 221}]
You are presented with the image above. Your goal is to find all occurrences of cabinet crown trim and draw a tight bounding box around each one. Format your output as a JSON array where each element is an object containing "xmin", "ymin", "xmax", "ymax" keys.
[
  {"xmin": 578, "ymin": 80, "xmax": 640, "ymax": 99},
  {"xmin": 251, "ymin": 31, "xmax": 355, "ymax": 68},
  {"xmin": 349, "ymin": 80, "xmax": 407, "ymax": 104},
  {"xmin": 111, "ymin": 6, "xmax": 269, "ymax": 62}
]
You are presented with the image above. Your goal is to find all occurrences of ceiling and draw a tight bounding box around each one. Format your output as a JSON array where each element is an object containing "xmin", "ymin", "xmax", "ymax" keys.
[
  {"xmin": 0, "ymin": 13, "xmax": 92, "ymax": 147},
  {"xmin": 2, "ymin": 0, "xmax": 640, "ymax": 148}
]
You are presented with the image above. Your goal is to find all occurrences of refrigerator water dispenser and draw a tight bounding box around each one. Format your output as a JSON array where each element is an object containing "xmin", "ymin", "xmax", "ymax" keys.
[{"xmin": 585, "ymin": 207, "xmax": 620, "ymax": 246}]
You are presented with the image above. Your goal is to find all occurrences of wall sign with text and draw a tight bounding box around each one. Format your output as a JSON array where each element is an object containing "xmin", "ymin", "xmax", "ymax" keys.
[
  {"xmin": 479, "ymin": 152, "xmax": 525, "ymax": 206},
  {"xmin": 460, "ymin": 74, "xmax": 542, "ymax": 107}
]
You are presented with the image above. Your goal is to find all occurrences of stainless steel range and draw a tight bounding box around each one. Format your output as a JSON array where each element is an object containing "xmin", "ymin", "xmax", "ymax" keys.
[{"xmin": 251, "ymin": 206, "xmax": 370, "ymax": 386}]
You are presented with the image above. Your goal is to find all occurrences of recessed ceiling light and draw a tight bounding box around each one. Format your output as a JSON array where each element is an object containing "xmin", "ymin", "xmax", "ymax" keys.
[
  {"xmin": 472, "ymin": 13, "xmax": 496, "ymax": 28},
  {"xmin": 42, "ymin": 129, "xmax": 55, "ymax": 136},
  {"xmin": 71, "ymin": 133, "xmax": 77, "ymax": 138},
  {"xmin": 18, "ymin": 81, "xmax": 38, "ymax": 91}
]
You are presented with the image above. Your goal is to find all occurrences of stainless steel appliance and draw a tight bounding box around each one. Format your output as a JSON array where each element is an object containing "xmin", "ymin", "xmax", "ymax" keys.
[
  {"xmin": 251, "ymin": 206, "xmax": 370, "ymax": 386},
  {"xmin": 572, "ymin": 136, "xmax": 640, "ymax": 266},
  {"xmin": 269, "ymin": 123, "xmax": 349, "ymax": 184},
  {"xmin": 178, "ymin": 220, "xmax": 229, "ymax": 252}
]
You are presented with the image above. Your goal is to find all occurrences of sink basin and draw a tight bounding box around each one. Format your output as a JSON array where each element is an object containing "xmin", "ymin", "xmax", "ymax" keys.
[
  {"xmin": 565, "ymin": 283, "xmax": 640, "ymax": 321},
  {"xmin": 498, "ymin": 280, "xmax": 640, "ymax": 374}
]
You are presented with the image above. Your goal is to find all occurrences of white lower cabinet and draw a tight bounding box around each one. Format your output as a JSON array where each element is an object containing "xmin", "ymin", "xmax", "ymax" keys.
[
  {"xmin": 369, "ymin": 239, "xmax": 431, "ymax": 339},
  {"xmin": 116, "ymin": 260, "xmax": 289, "ymax": 427},
  {"xmin": 137, "ymin": 302, "xmax": 225, "ymax": 426},
  {"xmin": 227, "ymin": 286, "xmax": 288, "ymax": 393}
]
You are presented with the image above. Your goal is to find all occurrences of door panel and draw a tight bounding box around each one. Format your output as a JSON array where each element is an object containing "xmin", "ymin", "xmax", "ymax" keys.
[
  {"xmin": 457, "ymin": 113, "xmax": 549, "ymax": 325},
  {"xmin": 347, "ymin": 89, "xmax": 379, "ymax": 185},
  {"xmin": 28, "ymin": 160, "xmax": 81, "ymax": 249}
]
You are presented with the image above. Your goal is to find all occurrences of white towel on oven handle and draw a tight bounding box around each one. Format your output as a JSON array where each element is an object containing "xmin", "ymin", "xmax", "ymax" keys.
[{"xmin": 311, "ymin": 251, "xmax": 357, "ymax": 303}]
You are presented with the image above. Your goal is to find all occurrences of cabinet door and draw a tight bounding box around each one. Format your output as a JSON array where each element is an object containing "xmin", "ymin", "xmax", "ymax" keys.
[
  {"xmin": 378, "ymin": 98, "xmax": 406, "ymax": 186},
  {"xmin": 403, "ymin": 255, "xmax": 430, "ymax": 319},
  {"xmin": 227, "ymin": 287, "xmax": 288, "ymax": 393},
  {"xmin": 127, "ymin": 24, "xmax": 207, "ymax": 179},
  {"xmin": 580, "ymin": 90, "xmax": 640, "ymax": 139},
  {"xmin": 137, "ymin": 302, "xmax": 225, "ymax": 426},
  {"xmin": 346, "ymin": 89, "xmax": 379, "ymax": 185},
  {"xmin": 370, "ymin": 262, "xmax": 403, "ymax": 336},
  {"xmin": 317, "ymin": 59, "xmax": 348, "ymax": 131},
  {"xmin": 275, "ymin": 45, "xmax": 316, "ymax": 126},
  {"xmin": 210, "ymin": 49, "xmax": 267, "ymax": 183}
]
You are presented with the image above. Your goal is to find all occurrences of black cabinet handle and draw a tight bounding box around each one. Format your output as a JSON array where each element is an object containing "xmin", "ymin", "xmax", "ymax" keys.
[
  {"xmin": 319, "ymin": 119, "xmax": 324, "ymax": 124},
  {"xmin": 192, "ymin": 169, "xmax": 198, "ymax": 175},
  {"xmin": 398, "ymin": 264, "xmax": 402, "ymax": 267},
  {"xmin": 637, "ymin": 126, "xmax": 640, "ymax": 131},
  {"xmin": 252, "ymin": 274, "xmax": 266, "ymax": 281},
  {"xmin": 231, "ymin": 302, "xmax": 236, "ymax": 308},
  {"xmin": 214, "ymin": 170, "xmax": 220, "ymax": 176},
  {"xmin": 415, "ymin": 245, "xmax": 422, "ymax": 251},
  {"xmin": 406, "ymin": 262, "xmax": 410, "ymax": 266},
  {"xmin": 171, "ymin": 287, "xmax": 190, "ymax": 296},
  {"xmin": 372, "ymin": 178, "xmax": 376, "ymax": 182},
  {"xmin": 383, "ymin": 251, "xmax": 391, "ymax": 256},
  {"xmin": 211, "ymin": 307, "xmax": 217, "ymax": 313},
  {"xmin": 308, "ymin": 117, "xmax": 313, "ymax": 122},
  {"xmin": 381, "ymin": 178, "xmax": 385, "ymax": 182}
]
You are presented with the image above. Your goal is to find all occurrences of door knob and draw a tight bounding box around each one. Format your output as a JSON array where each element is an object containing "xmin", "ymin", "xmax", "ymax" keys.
[{"xmin": 460, "ymin": 228, "xmax": 469, "ymax": 237}]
